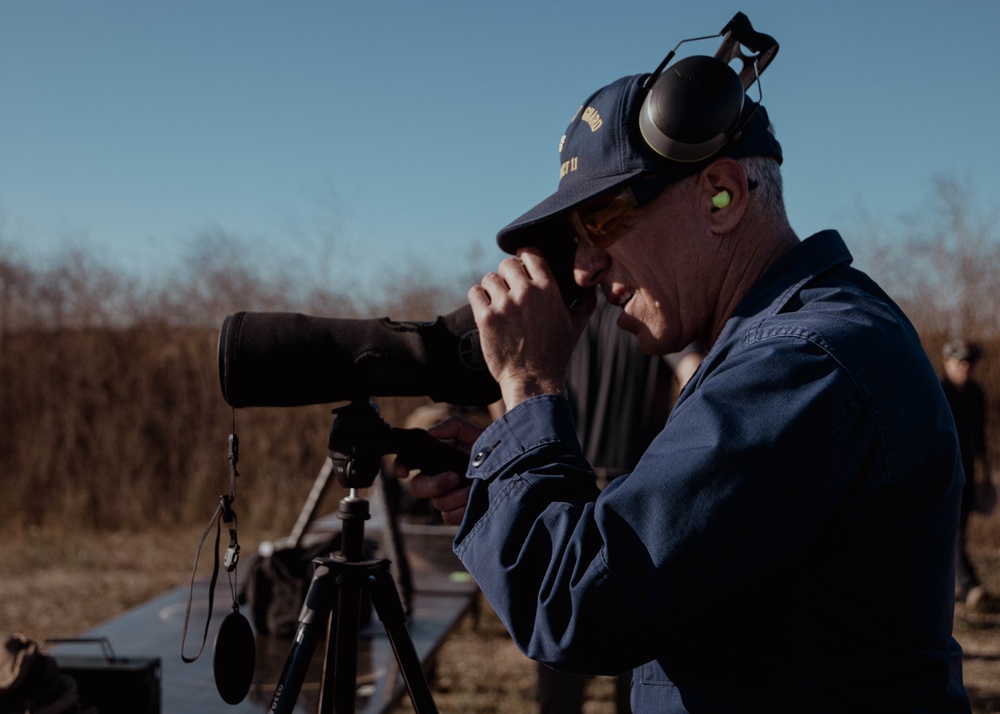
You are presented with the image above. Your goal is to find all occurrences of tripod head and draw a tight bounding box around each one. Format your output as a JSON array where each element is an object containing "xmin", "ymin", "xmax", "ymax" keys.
[{"xmin": 328, "ymin": 400, "xmax": 469, "ymax": 490}]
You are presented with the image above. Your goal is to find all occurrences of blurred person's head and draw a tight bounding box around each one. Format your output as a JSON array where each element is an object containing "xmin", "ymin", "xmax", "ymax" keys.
[{"xmin": 942, "ymin": 339, "xmax": 982, "ymax": 389}]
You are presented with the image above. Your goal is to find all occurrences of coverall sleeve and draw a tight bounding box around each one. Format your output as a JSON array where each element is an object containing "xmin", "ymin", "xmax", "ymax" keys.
[{"xmin": 453, "ymin": 333, "xmax": 876, "ymax": 674}]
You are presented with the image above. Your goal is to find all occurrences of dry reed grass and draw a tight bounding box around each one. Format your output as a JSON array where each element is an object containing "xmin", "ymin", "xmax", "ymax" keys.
[{"xmin": 2, "ymin": 177, "xmax": 1000, "ymax": 710}]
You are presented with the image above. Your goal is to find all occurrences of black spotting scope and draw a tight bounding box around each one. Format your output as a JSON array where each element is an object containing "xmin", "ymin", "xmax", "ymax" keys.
[{"xmin": 218, "ymin": 304, "xmax": 501, "ymax": 408}]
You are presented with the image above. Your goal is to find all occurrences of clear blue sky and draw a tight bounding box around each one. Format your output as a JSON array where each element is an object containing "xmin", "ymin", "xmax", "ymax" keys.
[{"xmin": 2, "ymin": 1, "xmax": 998, "ymax": 299}]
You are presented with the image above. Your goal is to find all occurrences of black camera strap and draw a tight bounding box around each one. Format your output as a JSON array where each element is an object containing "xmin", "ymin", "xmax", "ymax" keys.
[
  {"xmin": 180, "ymin": 422, "xmax": 243, "ymax": 664},
  {"xmin": 179, "ymin": 416, "xmax": 255, "ymax": 704}
]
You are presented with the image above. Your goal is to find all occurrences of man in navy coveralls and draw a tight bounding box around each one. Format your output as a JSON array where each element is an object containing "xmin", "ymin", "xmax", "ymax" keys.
[{"xmin": 398, "ymin": 27, "xmax": 970, "ymax": 713}]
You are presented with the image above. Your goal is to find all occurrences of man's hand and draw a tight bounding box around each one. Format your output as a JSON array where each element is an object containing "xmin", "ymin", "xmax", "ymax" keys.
[
  {"xmin": 469, "ymin": 247, "xmax": 595, "ymax": 410},
  {"xmin": 392, "ymin": 416, "xmax": 484, "ymax": 526}
]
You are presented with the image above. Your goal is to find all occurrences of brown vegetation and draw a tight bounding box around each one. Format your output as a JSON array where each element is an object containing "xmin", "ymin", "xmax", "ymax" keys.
[
  {"xmin": 1, "ymin": 175, "xmax": 1000, "ymax": 711},
  {"xmin": 0, "ymin": 231, "xmax": 467, "ymax": 535}
]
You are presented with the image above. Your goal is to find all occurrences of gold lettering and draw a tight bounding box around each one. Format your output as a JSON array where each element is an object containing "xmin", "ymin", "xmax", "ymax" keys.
[
  {"xmin": 581, "ymin": 106, "xmax": 602, "ymax": 132},
  {"xmin": 560, "ymin": 156, "xmax": 578, "ymax": 179}
]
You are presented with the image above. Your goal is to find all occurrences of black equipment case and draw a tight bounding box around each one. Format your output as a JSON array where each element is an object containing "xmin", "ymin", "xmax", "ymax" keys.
[{"xmin": 46, "ymin": 638, "xmax": 161, "ymax": 714}]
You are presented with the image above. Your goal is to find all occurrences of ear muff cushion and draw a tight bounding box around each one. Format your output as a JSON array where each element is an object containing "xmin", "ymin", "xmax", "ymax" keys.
[{"xmin": 639, "ymin": 55, "xmax": 745, "ymax": 162}]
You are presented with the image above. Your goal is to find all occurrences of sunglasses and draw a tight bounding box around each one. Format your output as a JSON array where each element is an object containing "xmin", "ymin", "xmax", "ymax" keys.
[
  {"xmin": 568, "ymin": 174, "xmax": 683, "ymax": 249},
  {"xmin": 569, "ymin": 188, "xmax": 637, "ymax": 249},
  {"xmin": 568, "ymin": 173, "xmax": 759, "ymax": 249}
]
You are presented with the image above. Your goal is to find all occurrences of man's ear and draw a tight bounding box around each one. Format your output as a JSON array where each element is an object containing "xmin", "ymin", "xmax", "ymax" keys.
[{"xmin": 700, "ymin": 158, "xmax": 748, "ymax": 233}]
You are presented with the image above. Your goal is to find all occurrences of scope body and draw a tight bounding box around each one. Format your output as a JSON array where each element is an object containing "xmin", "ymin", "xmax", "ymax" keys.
[{"xmin": 218, "ymin": 305, "xmax": 500, "ymax": 408}]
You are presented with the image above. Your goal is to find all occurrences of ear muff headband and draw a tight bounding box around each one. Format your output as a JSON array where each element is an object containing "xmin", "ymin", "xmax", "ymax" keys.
[{"xmin": 639, "ymin": 12, "xmax": 778, "ymax": 163}]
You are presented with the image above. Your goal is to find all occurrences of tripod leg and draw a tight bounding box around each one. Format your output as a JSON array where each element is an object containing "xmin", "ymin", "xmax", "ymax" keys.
[
  {"xmin": 318, "ymin": 494, "xmax": 372, "ymax": 714},
  {"xmin": 368, "ymin": 563, "xmax": 439, "ymax": 714},
  {"xmin": 269, "ymin": 561, "xmax": 337, "ymax": 714},
  {"xmin": 377, "ymin": 468, "xmax": 414, "ymax": 614},
  {"xmin": 320, "ymin": 565, "xmax": 365, "ymax": 714}
]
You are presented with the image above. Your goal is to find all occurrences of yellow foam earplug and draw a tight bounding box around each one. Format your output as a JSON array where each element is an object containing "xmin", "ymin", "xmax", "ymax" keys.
[{"xmin": 712, "ymin": 191, "xmax": 731, "ymax": 209}]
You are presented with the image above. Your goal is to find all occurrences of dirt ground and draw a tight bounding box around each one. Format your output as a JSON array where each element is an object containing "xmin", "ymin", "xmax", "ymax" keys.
[{"xmin": 1, "ymin": 529, "xmax": 998, "ymax": 713}]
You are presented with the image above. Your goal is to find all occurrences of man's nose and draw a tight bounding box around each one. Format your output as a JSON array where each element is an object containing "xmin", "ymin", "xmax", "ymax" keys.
[{"xmin": 573, "ymin": 244, "xmax": 610, "ymax": 287}]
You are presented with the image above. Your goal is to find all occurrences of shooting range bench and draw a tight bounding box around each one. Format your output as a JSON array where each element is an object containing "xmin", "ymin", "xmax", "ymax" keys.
[{"xmin": 55, "ymin": 520, "xmax": 477, "ymax": 714}]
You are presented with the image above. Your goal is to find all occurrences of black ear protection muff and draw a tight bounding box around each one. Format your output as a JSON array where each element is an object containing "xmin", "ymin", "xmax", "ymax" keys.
[{"xmin": 639, "ymin": 12, "xmax": 779, "ymax": 162}]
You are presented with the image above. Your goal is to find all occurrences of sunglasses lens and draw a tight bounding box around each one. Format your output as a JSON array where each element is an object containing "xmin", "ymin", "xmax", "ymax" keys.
[{"xmin": 572, "ymin": 188, "xmax": 637, "ymax": 248}]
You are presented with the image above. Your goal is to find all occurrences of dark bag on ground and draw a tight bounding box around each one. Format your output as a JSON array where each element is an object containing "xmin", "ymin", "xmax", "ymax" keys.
[
  {"xmin": 0, "ymin": 632, "xmax": 87, "ymax": 714},
  {"xmin": 240, "ymin": 531, "xmax": 377, "ymax": 638}
]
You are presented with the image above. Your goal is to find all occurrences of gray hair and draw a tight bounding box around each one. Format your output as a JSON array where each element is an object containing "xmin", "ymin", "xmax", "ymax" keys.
[
  {"xmin": 739, "ymin": 156, "xmax": 788, "ymax": 224},
  {"xmin": 654, "ymin": 155, "xmax": 787, "ymax": 224}
]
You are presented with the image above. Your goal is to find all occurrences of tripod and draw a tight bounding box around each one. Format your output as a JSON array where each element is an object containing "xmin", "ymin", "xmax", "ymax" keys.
[{"xmin": 268, "ymin": 400, "xmax": 467, "ymax": 714}]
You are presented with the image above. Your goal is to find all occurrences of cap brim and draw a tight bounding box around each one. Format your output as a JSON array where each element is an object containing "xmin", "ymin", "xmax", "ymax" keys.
[{"xmin": 496, "ymin": 170, "xmax": 645, "ymax": 253}]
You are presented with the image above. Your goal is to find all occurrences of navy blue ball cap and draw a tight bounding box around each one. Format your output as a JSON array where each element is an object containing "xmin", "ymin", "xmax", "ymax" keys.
[{"xmin": 496, "ymin": 72, "xmax": 782, "ymax": 253}]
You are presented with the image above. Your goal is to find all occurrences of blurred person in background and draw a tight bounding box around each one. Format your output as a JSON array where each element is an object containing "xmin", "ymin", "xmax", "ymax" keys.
[{"xmin": 941, "ymin": 339, "xmax": 993, "ymax": 609}]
